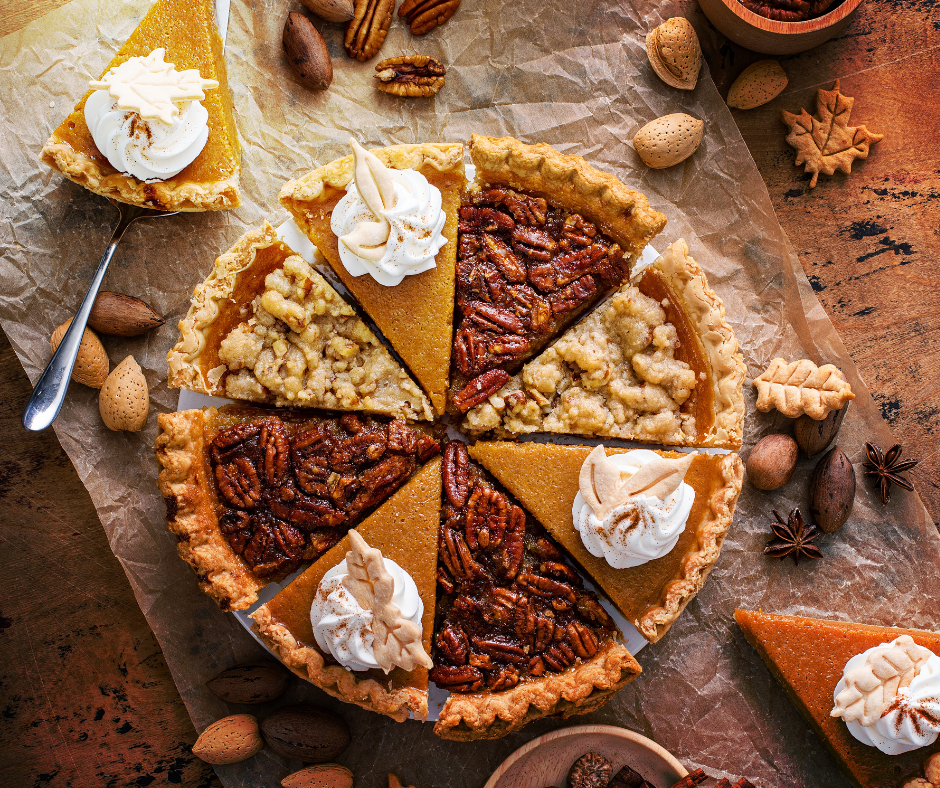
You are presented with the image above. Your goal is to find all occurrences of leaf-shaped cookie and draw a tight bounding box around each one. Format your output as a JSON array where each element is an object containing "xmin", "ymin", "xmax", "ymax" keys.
[
  {"xmin": 753, "ymin": 358, "xmax": 855, "ymax": 419},
  {"xmin": 780, "ymin": 80, "xmax": 883, "ymax": 188}
]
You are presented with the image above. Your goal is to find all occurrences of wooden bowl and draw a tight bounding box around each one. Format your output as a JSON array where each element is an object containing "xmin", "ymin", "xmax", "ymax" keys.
[
  {"xmin": 485, "ymin": 725, "xmax": 686, "ymax": 788},
  {"xmin": 697, "ymin": 0, "xmax": 865, "ymax": 55}
]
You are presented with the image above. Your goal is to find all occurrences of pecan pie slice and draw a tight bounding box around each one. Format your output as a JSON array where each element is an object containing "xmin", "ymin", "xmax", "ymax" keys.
[
  {"xmin": 154, "ymin": 405, "xmax": 439, "ymax": 610},
  {"xmin": 449, "ymin": 135, "xmax": 667, "ymax": 416},
  {"xmin": 432, "ymin": 440, "xmax": 641, "ymax": 741}
]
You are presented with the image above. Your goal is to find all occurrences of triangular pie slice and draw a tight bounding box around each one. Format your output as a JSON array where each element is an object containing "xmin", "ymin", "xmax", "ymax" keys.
[
  {"xmin": 40, "ymin": 0, "xmax": 240, "ymax": 211},
  {"xmin": 252, "ymin": 458, "xmax": 442, "ymax": 722},
  {"xmin": 735, "ymin": 609, "xmax": 940, "ymax": 788},
  {"xmin": 469, "ymin": 442, "xmax": 743, "ymax": 643},
  {"xmin": 449, "ymin": 135, "xmax": 667, "ymax": 414},
  {"xmin": 432, "ymin": 441, "xmax": 641, "ymax": 741},
  {"xmin": 280, "ymin": 143, "xmax": 465, "ymax": 415},
  {"xmin": 154, "ymin": 405, "xmax": 440, "ymax": 611},
  {"xmin": 167, "ymin": 222, "xmax": 433, "ymax": 420},
  {"xmin": 461, "ymin": 239, "xmax": 746, "ymax": 450}
]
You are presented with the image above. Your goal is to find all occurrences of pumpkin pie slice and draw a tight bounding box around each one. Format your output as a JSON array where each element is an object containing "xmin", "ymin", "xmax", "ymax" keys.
[
  {"xmin": 469, "ymin": 442, "xmax": 743, "ymax": 643},
  {"xmin": 280, "ymin": 143, "xmax": 465, "ymax": 415},
  {"xmin": 461, "ymin": 238, "xmax": 746, "ymax": 450},
  {"xmin": 167, "ymin": 222, "xmax": 433, "ymax": 420},
  {"xmin": 154, "ymin": 405, "xmax": 440, "ymax": 611},
  {"xmin": 251, "ymin": 458, "xmax": 442, "ymax": 722},
  {"xmin": 735, "ymin": 609, "xmax": 940, "ymax": 788},
  {"xmin": 40, "ymin": 0, "xmax": 240, "ymax": 211}
]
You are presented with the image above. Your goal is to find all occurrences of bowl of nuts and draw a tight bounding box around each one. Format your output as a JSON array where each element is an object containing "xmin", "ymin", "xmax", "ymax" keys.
[{"xmin": 697, "ymin": 0, "xmax": 865, "ymax": 55}]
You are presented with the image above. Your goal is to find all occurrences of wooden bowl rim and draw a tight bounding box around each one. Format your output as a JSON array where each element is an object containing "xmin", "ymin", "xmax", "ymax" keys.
[
  {"xmin": 714, "ymin": 0, "xmax": 865, "ymax": 34},
  {"xmin": 483, "ymin": 724, "xmax": 688, "ymax": 788}
]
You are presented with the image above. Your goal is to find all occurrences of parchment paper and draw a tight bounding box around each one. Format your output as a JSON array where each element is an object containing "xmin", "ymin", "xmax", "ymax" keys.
[{"xmin": 2, "ymin": 1, "xmax": 939, "ymax": 786}]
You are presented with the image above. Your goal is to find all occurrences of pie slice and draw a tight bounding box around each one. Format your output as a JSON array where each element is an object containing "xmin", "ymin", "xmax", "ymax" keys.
[
  {"xmin": 167, "ymin": 222, "xmax": 433, "ymax": 420},
  {"xmin": 450, "ymin": 135, "xmax": 667, "ymax": 415},
  {"xmin": 280, "ymin": 143, "xmax": 465, "ymax": 415},
  {"xmin": 470, "ymin": 442, "xmax": 743, "ymax": 643},
  {"xmin": 154, "ymin": 405, "xmax": 440, "ymax": 611},
  {"xmin": 462, "ymin": 238, "xmax": 746, "ymax": 450},
  {"xmin": 40, "ymin": 0, "xmax": 240, "ymax": 211},
  {"xmin": 432, "ymin": 441, "xmax": 641, "ymax": 741},
  {"xmin": 735, "ymin": 609, "xmax": 940, "ymax": 788},
  {"xmin": 252, "ymin": 458, "xmax": 442, "ymax": 722}
]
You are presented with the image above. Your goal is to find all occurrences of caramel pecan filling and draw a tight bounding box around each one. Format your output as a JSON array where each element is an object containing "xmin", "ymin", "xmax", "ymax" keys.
[
  {"xmin": 431, "ymin": 441, "xmax": 616, "ymax": 692},
  {"xmin": 452, "ymin": 187, "xmax": 629, "ymax": 412},
  {"xmin": 210, "ymin": 413, "xmax": 439, "ymax": 578}
]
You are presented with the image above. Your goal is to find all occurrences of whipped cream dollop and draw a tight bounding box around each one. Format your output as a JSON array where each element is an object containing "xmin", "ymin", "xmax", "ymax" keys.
[
  {"xmin": 311, "ymin": 558, "xmax": 425, "ymax": 672},
  {"xmin": 331, "ymin": 139, "xmax": 447, "ymax": 287},
  {"xmin": 84, "ymin": 48, "xmax": 218, "ymax": 181},
  {"xmin": 832, "ymin": 635, "xmax": 940, "ymax": 755},
  {"xmin": 572, "ymin": 447, "xmax": 696, "ymax": 569}
]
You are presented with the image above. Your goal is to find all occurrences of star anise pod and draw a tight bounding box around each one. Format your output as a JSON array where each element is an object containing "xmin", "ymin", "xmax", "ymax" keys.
[
  {"xmin": 764, "ymin": 508, "xmax": 823, "ymax": 565},
  {"xmin": 863, "ymin": 442, "xmax": 918, "ymax": 505}
]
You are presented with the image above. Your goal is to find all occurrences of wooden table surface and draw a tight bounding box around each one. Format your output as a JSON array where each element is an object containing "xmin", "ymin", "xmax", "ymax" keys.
[{"xmin": 1, "ymin": 1, "xmax": 938, "ymax": 786}]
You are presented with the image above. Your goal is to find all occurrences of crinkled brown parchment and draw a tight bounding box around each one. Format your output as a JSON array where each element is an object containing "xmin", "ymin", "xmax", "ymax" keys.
[{"xmin": 1, "ymin": 1, "xmax": 938, "ymax": 787}]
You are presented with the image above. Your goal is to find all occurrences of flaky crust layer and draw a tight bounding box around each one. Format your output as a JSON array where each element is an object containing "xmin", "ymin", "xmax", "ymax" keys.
[
  {"xmin": 40, "ymin": 140, "xmax": 239, "ymax": 212},
  {"xmin": 154, "ymin": 409, "xmax": 263, "ymax": 611},
  {"xmin": 637, "ymin": 452, "xmax": 743, "ymax": 642},
  {"xmin": 468, "ymin": 134, "xmax": 667, "ymax": 262},
  {"xmin": 251, "ymin": 606, "xmax": 427, "ymax": 722},
  {"xmin": 433, "ymin": 640, "xmax": 641, "ymax": 740}
]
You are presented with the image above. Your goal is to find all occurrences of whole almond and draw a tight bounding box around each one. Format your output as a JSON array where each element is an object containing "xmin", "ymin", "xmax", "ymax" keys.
[
  {"xmin": 192, "ymin": 714, "xmax": 264, "ymax": 765},
  {"xmin": 633, "ymin": 113, "xmax": 704, "ymax": 169},
  {"xmin": 646, "ymin": 17, "xmax": 702, "ymax": 91},
  {"xmin": 300, "ymin": 0, "xmax": 355, "ymax": 22},
  {"xmin": 282, "ymin": 764, "xmax": 354, "ymax": 788},
  {"xmin": 809, "ymin": 446, "xmax": 856, "ymax": 532},
  {"xmin": 206, "ymin": 664, "xmax": 289, "ymax": 705},
  {"xmin": 284, "ymin": 12, "xmax": 333, "ymax": 91},
  {"xmin": 261, "ymin": 705, "xmax": 350, "ymax": 762},
  {"xmin": 746, "ymin": 433, "xmax": 798, "ymax": 490},
  {"xmin": 51, "ymin": 319, "xmax": 110, "ymax": 388},
  {"xmin": 794, "ymin": 401, "xmax": 849, "ymax": 457},
  {"xmin": 88, "ymin": 291, "xmax": 164, "ymax": 337},
  {"xmin": 727, "ymin": 60, "xmax": 788, "ymax": 110},
  {"xmin": 99, "ymin": 355, "xmax": 149, "ymax": 431}
]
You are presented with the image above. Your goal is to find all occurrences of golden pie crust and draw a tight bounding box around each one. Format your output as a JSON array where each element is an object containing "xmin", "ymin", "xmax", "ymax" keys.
[
  {"xmin": 469, "ymin": 442, "xmax": 743, "ymax": 642},
  {"xmin": 166, "ymin": 222, "xmax": 433, "ymax": 420},
  {"xmin": 252, "ymin": 459, "xmax": 441, "ymax": 722},
  {"xmin": 280, "ymin": 143, "xmax": 465, "ymax": 415},
  {"xmin": 39, "ymin": 0, "xmax": 240, "ymax": 212}
]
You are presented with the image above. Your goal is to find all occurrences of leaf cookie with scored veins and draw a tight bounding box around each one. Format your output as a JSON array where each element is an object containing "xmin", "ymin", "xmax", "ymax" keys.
[{"xmin": 753, "ymin": 357, "xmax": 855, "ymax": 419}]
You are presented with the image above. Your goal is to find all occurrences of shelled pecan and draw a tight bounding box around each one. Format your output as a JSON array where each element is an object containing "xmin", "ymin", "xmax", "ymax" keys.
[
  {"xmin": 398, "ymin": 0, "xmax": 460, "ymax": 35},
  {"xmin": 374, "ymin": 55, "xmax": 446, "ymax": 97},
  {"xmin": 345, "ymin": 0, "xmax": 395, "ymax": 61}
]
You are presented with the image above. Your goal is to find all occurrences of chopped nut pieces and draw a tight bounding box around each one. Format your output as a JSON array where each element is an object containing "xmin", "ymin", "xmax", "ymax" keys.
[
  {"xmin": 667, "ymin": 770, "xmax": 707, "ymax": 788},
  {"xmin": 568, "ymin": 752, "xmax": 613, "ymax": 788},
  {"xmin": 398, "ymin": 0, "xmax": 460, "ymax": 35},
  {"xmin": 753, "ymin": 358, "xmax": 855, "ymax": 419},
  {"xmin": 864, "ymin": 442, "xmax": 918, "ymax": 505},
  {"xmin": 738, "ymin": 0, "xmax": 837, "ymax": 21},
  {"xmin": 345, "ymin": 0, "xmax": 395, "ymax": 61},
  {"xmin": 764, "ymin": 508, "xmax": 823, "ymax": 564},
  {"xmin": 374, "ymin": 55, "xmax": 446, "ymax": 97}
]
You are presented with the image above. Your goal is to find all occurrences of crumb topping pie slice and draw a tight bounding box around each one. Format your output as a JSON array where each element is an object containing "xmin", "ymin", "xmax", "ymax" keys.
[{"xmin": 167, "ymin": 222, "xmax": 433, "ymax": 420}]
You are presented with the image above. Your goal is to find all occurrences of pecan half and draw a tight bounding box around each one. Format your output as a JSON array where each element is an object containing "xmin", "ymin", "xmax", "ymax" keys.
[
  {"xmin": 258, "ymin": 419, "xmax": 290, "ymax": 486},
  {"xmin": 216, "ymin": 456, "xmax": 262, "ymax": 509},
  {"xmin": 483, "ymin": 234, "xmax": 527, "ymax": 283},
  {"xmin": 429, "ymin": 664, "xmax": 483, "ymax": 692},
  {"xmin": 567, "ymin": 621, "xmax": 599, "ymax": 658},
  {"xmin": 464, "ymin": 300, "xmax": 525, "ymax": 334},
  {"xmin": 440, "ymin": 527, "xmax": 482, "ymax": 580},
  {"xmin": 452, "ymin": 369, "xmax": 510, "ymax": 413},
  {"xmin": 496, "ymin": 505, "xmax": 525, "ymax": 579},
  {"xmin": 345, "ymin": 0, "xmax": 395, "ymax": 61},
  {"xmin": 398, "ymin": 0, "xmax": 460, "ymax": 35},
  {"xmin": 292, "ymin": 426, "xmax": 334, "ymax": 497},
  {"xmin": 375, "ymin": 55, "xmax": 446, "ymax": 97},
  {"xmin": 486, "ymin": 664, "xmax": 520, "ymax": 691},
  {"xmin": 515, "ymin": 573, "xmax": 577, "ymax": 609},
  {"xmin": 442, "ymin": 441, "xmax": 471, "ymax": 506},
  {"xmin": 472, "ymin": 637, "xmax": 528, "ymax": 665},
  {"xmin": 436, "ymin": 623, "xmax": 469, "ymax": 665},
  {"xmin": 549, "ymin": 275, "xmax": 597, "ymax": 317},
  {"xmin": 465, "ymin": 486, "xmax": 509, "ymax": 549}
]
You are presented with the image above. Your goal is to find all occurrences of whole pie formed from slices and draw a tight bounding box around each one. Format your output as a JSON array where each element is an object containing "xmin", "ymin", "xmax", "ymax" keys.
[
  {"xmin": 40, "ymin": 0, "xmax": 240, "ymax": 211},
  {"xmin": 167, "ymin": 222, "xmax": 433, "ymax": 421},
  {"xmin": 469, "ymin": 442, "xmax": 743, "ymax": 643},
  {"xmin": 431, "ymin": 441, "xmax": 642, "ymax": 741},
  {"xmin": 462, "ymin": 239, "xmax": 746, "ymax": 450},
  {"xmin": 252, "ymin": 458, "xmax": 441, "ymax": 722},
  {"xmin": 735, "ymin": 609, "xmax": 940, "ymax": 788},
  {"xmin": 280, "ymin": 143, "xmax": 465, "ymax": 416},
  {"xmin": 154, "ymin": 405, "xmax": 439, "ymax": 610}
]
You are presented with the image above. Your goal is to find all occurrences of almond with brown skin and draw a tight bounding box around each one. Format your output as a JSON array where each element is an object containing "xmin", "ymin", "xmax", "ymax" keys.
[
  {"xmin": 192, "ymin": 714, "xmax": 264, "ymax": 765},
  {"xmin": 746, "ymin": 433, "xmax": 798, "ymax": 490},
  {"xmin": 282, "ymin": 764, "xmax": 354, "ymax": 788},
  {"xmin": 261, "ymin": 705, "xmax": 350, "ymax": 762},
  {"xmin": 810, "ymin": 446, "xmax": 856, "ymax": 532},
  {"xmin": 206, "ymin": 664, "xmax": 289, "ymax": 705},
  {"xmin": 794, "ymin": 401, "xmax": 849, "ymax": 457},
  {"xmin": 284, "ymin": 12, "xmax": 333, "ymax": 91},
  {"xmin": 88, "ymin": 291, "xmax": 164, "ymax": 336},
  {"xmin": 300, "ymin": 0, "xmax": 355, "ymax": 23}
]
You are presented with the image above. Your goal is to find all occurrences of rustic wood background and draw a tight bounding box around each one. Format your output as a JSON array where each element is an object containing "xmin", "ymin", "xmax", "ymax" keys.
[{"xmin": 1, "ymin": 0, "xmax": 937, "ymax": 786}]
